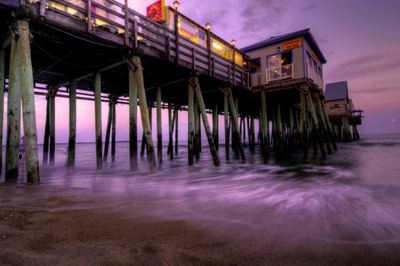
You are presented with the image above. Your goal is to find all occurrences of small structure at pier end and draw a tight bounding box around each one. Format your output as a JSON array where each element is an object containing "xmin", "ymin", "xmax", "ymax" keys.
[
  {"xmin": 325, "ymin": 81, "xmax": 363, "ymax": 141},
  {"xmin": 241, "ymin": 29, "xmax": 337, "ymax": 159}
]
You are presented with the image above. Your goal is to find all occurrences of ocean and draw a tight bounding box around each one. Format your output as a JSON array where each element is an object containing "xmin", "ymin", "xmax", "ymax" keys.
[{"xmin": 1, "ymin": 134, "xmax": 400, "ymax": 264}]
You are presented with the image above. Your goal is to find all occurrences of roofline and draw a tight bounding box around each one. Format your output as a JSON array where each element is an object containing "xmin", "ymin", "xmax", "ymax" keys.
[{"xmin": 240, "ymin": 29, "xmax": 327, "ymax": 64}]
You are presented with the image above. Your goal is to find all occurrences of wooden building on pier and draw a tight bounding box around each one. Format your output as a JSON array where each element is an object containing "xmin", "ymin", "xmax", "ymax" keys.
[
  {"xmin": 325, "ymin": 81, "xmax": 363, "ymax": 141},
  {"xmin": 241, "ymin": 29, "xmax": 336, "ymax": 159},
  {"xmin": 242, "ymin": 28, "xmax": 326, "ymax": 91}
]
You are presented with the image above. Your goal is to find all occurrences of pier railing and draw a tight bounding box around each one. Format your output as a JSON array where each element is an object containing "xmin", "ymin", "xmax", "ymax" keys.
[
  {"xmin": 18, "ymin": 0, "xmax": 250, "ymax": 88},
  {"xmin": 266, "ymin": 63, "xmax": 294, "ymax": 83}
]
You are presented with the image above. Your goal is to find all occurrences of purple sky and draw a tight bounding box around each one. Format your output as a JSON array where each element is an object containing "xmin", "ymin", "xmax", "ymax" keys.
[
  {"xmin": 135, "ymin": 0, "xmax": 400, "ymax": 134},
  {"xmin": 13, "ymin": 0, "xmax": 400, "ymax": 144}
]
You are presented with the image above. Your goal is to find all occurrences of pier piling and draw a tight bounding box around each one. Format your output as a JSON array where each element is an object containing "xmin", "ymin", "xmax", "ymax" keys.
[
  {"xmin": 94, "ymin": 72, "xmax": 103, "ymax": 170},
  {"xmin": 224, "ymin": 91, "xmax": 230, "ymax": 160},
  {"xmin": 17, "ymin": 19, "xmax": 40, "ymax": 183},
  {"xmin": 103, "ymin": 99, "xmax": 113, "ymax": 162},
  {"xmin": 0, "ymin": 47, "xmax": 5, "ymax": 175},
  {"xmin": 130, "ymin": 55, "xmax": 157, "ymax": 170},
  {"xmin": 193, "ymin": 77, "xmax": 220, "ymax": 167},
  {"xmin": 49, "ymin": 90, "xmax": 56, "ymax": 166},
  {"xmin": 260, "ymin": 91, "xmax": 269, "ymax": 160},
  {"xmin": 212, "ymin": 104, "xmax": 219, "ymax": 151},
  {"xmin": 6, "ymin": 20, "xmax": 22, "ymax": 182},
  {"xmin": 43, "ymin": 94, "xmax": 50, "ymax": 165},
  {"xmin": 226, "ymin": 87, "xmax": 245, "ymax": 161},
  {"xmin": 187, "ymin": 79, "xmax": 195, "ymax": 165},
  {"xmin": 66, "ymin": 80, "xmax": 77, "ymax": 167},
  {"xmin": 156, "ymin": 87, "xmax": 162, "ymax": 165},
  {"xmin": 174, "ymin": 106, "xmax": 179, "ymax": 156},
  {"xmin": 128, "ymin": 59, "xmax": 138, "ymax": 170},
  {"xmin": 111, "ymin": 97, "xmax": 117, "ymax": 162}
]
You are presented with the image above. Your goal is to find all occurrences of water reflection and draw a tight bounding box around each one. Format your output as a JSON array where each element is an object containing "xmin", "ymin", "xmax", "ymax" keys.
[{"xmin": 1, "ymin": 134, "xmax": 400, "ymax": 252}]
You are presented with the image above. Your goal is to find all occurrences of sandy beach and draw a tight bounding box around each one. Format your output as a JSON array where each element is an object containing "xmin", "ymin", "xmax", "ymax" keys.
[{"xmin": 1, "ymin": 181, "xmax": 400, "ymax": 266}]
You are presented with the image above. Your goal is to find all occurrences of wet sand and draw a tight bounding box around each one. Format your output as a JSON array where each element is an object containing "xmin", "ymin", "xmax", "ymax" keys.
[
  {"xmin": 1, "ymin": 184, "xmax": 399, "ymax": 266},
  {"xmin": 2, "ymin": 137, "xmax": 400, "ymax": 265}
]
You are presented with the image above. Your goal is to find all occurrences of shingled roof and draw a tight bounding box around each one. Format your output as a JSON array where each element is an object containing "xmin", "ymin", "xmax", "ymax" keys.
[
  {"xmin": 240, "ymin": 29, "xmax": 327, "ymax": 64},
  {"xmin": 325, "ymin": 81, "xmax": 349, "ymax": 101}
]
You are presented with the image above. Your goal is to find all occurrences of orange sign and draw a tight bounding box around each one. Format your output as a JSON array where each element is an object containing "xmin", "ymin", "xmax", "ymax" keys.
[
  {"xmin": 146, "ymin": 0, "xmax": 166, "ymax": 23},
  {"xmin": 283, "ymin": 38, "xmax": 302, "ymax": 50}
]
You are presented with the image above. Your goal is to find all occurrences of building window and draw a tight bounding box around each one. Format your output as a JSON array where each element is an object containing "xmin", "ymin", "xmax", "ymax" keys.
[
  {"xmin": 267, "ymin": 51, "xmax": 292, "ymax": 68},
  {"xmin": 266, "ymin": 51, "xmax": 293, "ymax": 81}
]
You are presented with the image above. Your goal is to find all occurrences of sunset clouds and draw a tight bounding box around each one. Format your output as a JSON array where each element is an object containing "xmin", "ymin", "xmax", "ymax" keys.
[
  {"xmin": 20, "ymin": 0, "xmax": 400, "ymax": 145},
  {"xmin": 132, "ymin": 0, "xmax": 400, "ymax": 133}
]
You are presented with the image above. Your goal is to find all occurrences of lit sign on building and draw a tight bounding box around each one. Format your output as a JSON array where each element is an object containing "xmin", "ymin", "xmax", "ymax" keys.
[
  {"xmin": 283, "ymin": 38, "xmax": 302, "ymax": 50},
  {"xmin": 146, "ymin": 0, "xmax": 166, "ymax": 23}
]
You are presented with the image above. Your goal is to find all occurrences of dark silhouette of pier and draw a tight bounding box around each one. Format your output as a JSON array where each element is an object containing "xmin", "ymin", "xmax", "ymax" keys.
[{"xmin": 0, "ymin": 0, "xmax": 339, "ymax": 184}]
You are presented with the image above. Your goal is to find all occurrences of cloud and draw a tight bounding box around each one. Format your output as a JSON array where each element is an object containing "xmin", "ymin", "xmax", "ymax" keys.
[
  {"xmin": 301, "ymin": 3, "xmax": 319, "ymax": 11},
  {"xmin": 352, "ymin": 86, "xmax": 399, "ymax": 94},
  {"xmin": 327, "ymin": 52, "xmax": 400, "ymax": 81},
  {"xmin": 240, "ymin": 0, "xmax": 288, "ymax": 34}
]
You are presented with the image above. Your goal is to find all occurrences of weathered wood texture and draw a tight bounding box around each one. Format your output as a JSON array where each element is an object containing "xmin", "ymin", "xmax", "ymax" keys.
[
  {"xmin": 187, "ymin": 80, "xmax": 195, "ymax": 165},
  {"xmin": 130, "ymin": 56, "xmax": 157, "ymax": 170},
  {"xmin": 94, "ymin": 72, "xmax": 103, "ymax": 170},
  {"xmin": 6, "ymin": 28, "xmax": 22, "ymax": 181},
  {"xmin": 0, "ymin": 49, "xmax": 4, "ymax": 175},
  {"xmin": 66, "ymin": 80, "xmax": 77, "ymax": 167},
  {"xmin": 193, "ymin": 77, "xmax": 220, "ymax": 167},
  {"xmin": 129, "ymin": 62, "xmax": 138, "ymax": 170}
]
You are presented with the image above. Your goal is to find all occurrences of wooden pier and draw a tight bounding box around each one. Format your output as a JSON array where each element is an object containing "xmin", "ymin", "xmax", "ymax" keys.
[{"xmin": 0, "ymin": 1, "xmax": 339, "ymax": 184}]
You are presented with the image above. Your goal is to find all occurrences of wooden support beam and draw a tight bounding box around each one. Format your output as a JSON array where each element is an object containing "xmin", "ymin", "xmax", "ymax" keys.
[
  {"xmin": 212, "ymin": 104, "xmax": 219, "ymax": 151},
  {"xmin": 6, "ymin": 23, "xmax": 22, "ymax": 182},
  {"xmin": 288, "ymin": 105, "xmax": 295, "ymax": 147},
  {"xmin": 167, "ymin": 101, "xmax": 174, "ymax": 160},
  {"xmin": 94, "ymin": 72, "xmax": 103, "ymax": 170},
  {"xmin": 224, "ymin": 91, "xmax": 230, "ymax": 160},
  {"xmin": 320, "ymin": 101, "xmax": 337, "ymax": 151},
  {"xmin": 239, "ymin": 116, "xmax": 243, "ymax": 143},
  {"xmin": 299, "ymin": 92, "xmax": 309, "ymax": 159},
  {"xmin": 306, "ymin": 92, "xmax": 327, "ymax": 159},
  {"xmin": 250, "ymin": 116, "xmax": 255, "ymax": 152},
  {"xmin": 18, "ymin": 19, "xmax": 40, "ymax": 183},
  {"xmin": 140, "ymin": 103, "xmax": 153, "ymax": 158},
  {"xmin": 129, "ymin": 61, "xmax": 138, "ymax": 170},
  {"xmin": 353, "ymin": 125, "xmax": 360, "ymax": 141},
  {"xmin": 49, "ymin": 91, "xmax": 56, "ymax": 166},
  {"xmin": 0, "ymin": 48, "xmax": 5, "ymax": 175},
  {"xmin": 242, "ymin": 117, "xmax": 246, "ymax": 145},
  {"xmin": 315, "ymin": 98, "xmax": 333, "ymax": 155},
  {"xmin": 111, "ymin": 98, "xmax": 117, "ymax": 162},
  {"xmin": 56, "ymin": 60, "xmax": 126, "ymax": 88},
  {"xmin": 261, "ymin": 91, "xmax": 269, "ymax": 159},
  {"xmin": 245, "ymin": 116, "xmax": 250, "ymax": 149},
  {"xmin": 188, "ymin": 80, "xmax": 195, "ymax": 165},
  {"xmin": 174, "ymin": 106, "xmax": 179, "ymax": 156},
  {"xmin": 43, "ymin": 95, "xmax": 50, "ymax": 165},
  {"xmin": 129, "ymin": 55, "xmax": 157, "ymax": 170},
  {"xmin": 193, "ymin": 78, "xmax": 220, "ymax": 167},
  {"xmin": 226, "ymin": 87, "xmax": 245, "ymax": 161},
  {"xmin": 66, "ymin": 80, "xmax": 77, "ymax": 167},
  {"xmin": 194, "ymin": 97, "xmax": 200, "ymax": 160},
  {"xmin": 343, "ymin": 117, "xmax": 351, "ymax": 142},
  {"xmin": 156, "ymin": 87, "xmax": 162, "ymax": 165},
  {"xmin": 103, "ymin": 100, "xmax": 113, "ymax": 162},
  {"xmin": 276, "ymin": 104, "xmax": 283, "ymax": 152}
]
